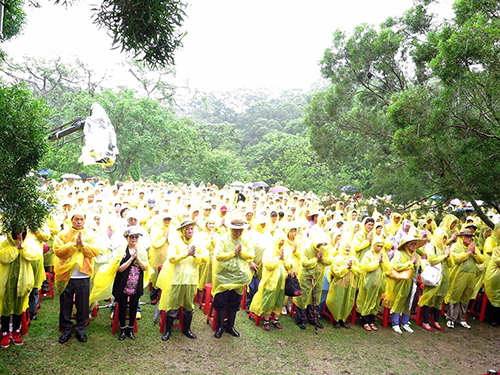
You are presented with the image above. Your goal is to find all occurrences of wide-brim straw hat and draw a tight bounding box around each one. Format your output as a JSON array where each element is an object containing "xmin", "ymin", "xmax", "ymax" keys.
[
  {"xmin": 228, "ymin": 216, "xmax": 247, "ymax": 230},
  {"xmin": 177, "ymin": 220, "xmax": 196, "ymax": 231},
  {"xmin": 397, "ymin": 235, "xmax": 427, "ymax": 250}
]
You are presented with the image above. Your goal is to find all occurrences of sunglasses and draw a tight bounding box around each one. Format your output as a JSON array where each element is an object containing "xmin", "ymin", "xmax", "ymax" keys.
[{"xmin": 128, "ymin": 235, "xmax": 140, "ymax": 239}]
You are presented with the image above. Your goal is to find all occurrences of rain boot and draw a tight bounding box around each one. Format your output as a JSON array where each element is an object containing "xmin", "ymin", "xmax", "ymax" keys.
[
  {"xmin": 182, "ymin": 312, "xmax": 196, "ymax": 339},
  {"xmin": 161, "ymin": 316, "xmax": 175, "ymax": 341},
  {"xmin": 226, "ymin": 309, "xmax": 240, "ymax": 337},
  {"xmin": 214, "ymin": 310, "xmax": 225, "ymax": 339}
]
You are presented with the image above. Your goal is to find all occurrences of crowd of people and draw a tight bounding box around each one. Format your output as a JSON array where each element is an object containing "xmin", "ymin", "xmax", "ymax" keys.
[{"xmin": 0, "ymin": 178, "xmax": 499, "ymax": 348}]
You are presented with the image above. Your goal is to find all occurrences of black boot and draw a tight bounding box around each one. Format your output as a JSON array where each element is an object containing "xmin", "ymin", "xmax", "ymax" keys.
[
  {"xmin": 161, "ymin": 316, "xmax": 175, "ymax": 341},
  {"xmin": 126, "ymin": 326, "xmax": 135, "ymax": 340},
  {"xmin": 118, "ymin": 328, "xmax": 126, "ymax": 341},
  {"xmin": 226, "ymin": 309, "xmax": 240, "ymax": 337},
  {"xmin": 182, "ymin": 312, "xmax": 196, "ymax": 339},
  {"xmin": 214, "ymin": 310, "xmax": 225, "ymax": 339}
]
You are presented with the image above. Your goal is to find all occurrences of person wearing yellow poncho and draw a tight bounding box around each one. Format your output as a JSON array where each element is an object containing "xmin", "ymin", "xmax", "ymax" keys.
[
  {"xmin": 385, "ymin": 212, "xmax": 402, "ymax": 236},
  {"xmin": 356, "ymin": 237, "xmax": 392, "ymax": 331},
  {"xmin": 0, "ymin": 229, "xmax": 42, "ymax": 348},
  {"xmin": 439, "ymin": 214, "xmax": 459, "ymax": 245},
  {"xmin": 383, "ymin": 235, "xmax": 425, "ymax": 334},
  {"xmin": 54, "ymin": 210, "xmax": 101, "ymax": 344},
  {"xmin": 418, "ymin": 229, "xmax": 454, "ymax": 332},
  {"xmin": 294, "ymin": 240, "xmax": 334, "ymax": 330},
  {"xmin": 484, "ymin": 244, "xmax": 500, "ymax": 326},
  {"xmin": 148, "ymin": 213, "xmax": 172, "ymax": 304},
  {"xmin": 89, "ymin": 227, "xmax": 151, "ymax": 340},
  {"xmin": 249, "ymin": 234, "xmax": 293, "ymax": 331},
  {"xmin": 212, "ymin": 215, "xmax": 255, "ymax": 339},
  {"xmin": 157, "ymin": 220, "xmax": 208, "ymax": 341},
  {"xmin": 325, "ymin": 241, "xmax": 361, "ymax": 329},
  {"xmin": 445, "ymin": 229, "xmax": 484, "ymax": 329},
  {"xmin": 197, "ymin": 218, "xmax": 220, "ymax": 291},
  {"xmin": 352, "ymin": 217, "xmax": 375, "ymax": 262},
  {"xmin": 425, "ymin": 212, "xmax": 438, "ymax": 234}
]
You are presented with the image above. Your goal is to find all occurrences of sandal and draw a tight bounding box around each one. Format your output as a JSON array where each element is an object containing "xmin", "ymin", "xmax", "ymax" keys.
[
  {"xmin": 272, "ymin": 320, "xmax": 283, "ymax": 330},
  {"xmin": 263, "ymin": 320, "xmax": 271, "ymax": 331},
  {"xmin": 363, "ymin": 324, "xmax": 372, "ymax": 331},
  {"xmin": 370, "ymin": 324, "xmax": 378, "ymax": 331}
]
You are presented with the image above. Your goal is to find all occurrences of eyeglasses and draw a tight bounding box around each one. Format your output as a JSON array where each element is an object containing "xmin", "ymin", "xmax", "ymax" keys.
[{"xmin": 128, "ymin": 235, "xmax": 140, "ymax": 239}]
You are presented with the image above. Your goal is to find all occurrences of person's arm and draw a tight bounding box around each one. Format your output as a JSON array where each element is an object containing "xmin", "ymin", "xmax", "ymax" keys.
[{"xmin": 53, "ymin": 232, "xmax": 78, "ymax": 260}]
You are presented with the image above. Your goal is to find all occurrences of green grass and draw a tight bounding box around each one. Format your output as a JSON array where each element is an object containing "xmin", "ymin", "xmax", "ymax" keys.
[{"xmin": 0, "ymin": 296, "xmax": 498, "ymax": 375}]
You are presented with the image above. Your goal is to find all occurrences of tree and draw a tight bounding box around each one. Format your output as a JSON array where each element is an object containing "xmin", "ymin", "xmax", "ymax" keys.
[{"xmin": 0, "ymin": 81, "xmax": 53, "ymax": 233}]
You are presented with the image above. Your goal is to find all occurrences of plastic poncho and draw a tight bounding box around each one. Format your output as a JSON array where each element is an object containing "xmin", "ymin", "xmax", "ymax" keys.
[
  {"xmin": 356, "ymin": 238, "xmax": 392, "ymax": 316},
  {"xmin": 149, "ymin": 222, "xmax": 171, "ymax": 288},
  {"xmin": 352, "ymin": 218, "xmax": 373, "ymax": 262},
  {"xmin": 383, "ymin": 242, "xmax": 422, "ymax": 315},
  {"xmin": 386, "ymin": 213, "xmax": 402, "ymax": 236},
  {"xmin": 484, "ymin": 246, "xmax": 500, "ymax": 307},
  {"xmin": 157, "ymin": 228, "xmax": 208, "ymax": 312},
  {"xmin": 325, "ymin": 242, "xmax": 362, "ymax": 321},
  {"xmin": 89, "ymin": 244, "xmax": 152, "ymax": 305},
  {"xmin": 28, "ymin": 225, "xmax": 51, "ymax": 290},
  {"xmin": 294, "ymin": 241, "xmax": 334, "ymax": 310},
  {"xmin": 197, "ymin": 223, "xmax": 220, "ymax": 290},
  {"xmin": 445, "ymin": 235, "xmax": 485, "ymax": 305},
  {"xmin": 282, "ymin": 225, "xmax": 303, "ymax": 275},
  {"xmin": 471, "ymin": 225, "xmax": 494, "ymax": 299},
  {"xmin": 0, "ymin": 234, "xmax": 42, "ymax": 316},
  {"xmin": 439, "ymin": 214, "xmax": 459, "ymax": 245},
  {"xmin": 249, "ymin": 236, "xmax": 293, "ymax": 316},
  {"xmin": 425, "ymin": 212, "xmax": 437, "ymax": 234},
  {"xmin": 418, "ymin": 229, "xmax": 454, "ymax": 310},
  {"xmin": 53, "ymin": 227, "xmax": 101, "ymax": 294}
]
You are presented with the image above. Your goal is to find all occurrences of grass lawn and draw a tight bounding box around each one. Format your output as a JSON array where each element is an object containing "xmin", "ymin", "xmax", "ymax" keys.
[{"xmin": 0, "ymin": 296, "xmax": 498, "ymax": 375}]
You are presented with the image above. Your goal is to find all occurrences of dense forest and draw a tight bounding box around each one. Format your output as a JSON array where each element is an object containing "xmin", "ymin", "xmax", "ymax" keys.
[{"xmin": 1, "ymin": 0, "xmax": 500, "ymax": 231}]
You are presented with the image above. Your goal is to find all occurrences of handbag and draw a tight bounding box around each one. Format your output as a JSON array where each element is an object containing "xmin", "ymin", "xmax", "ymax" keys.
[
  {"xmin": 388, "ymin": 267, "xmax": 413, "ymax": 281},
  {"xmin": 285, "ymin": 274, "xmax": 302, "ymax": 297},
  {"xmin": 420, "ymin": 259, "xmax": 442, "ymax": 287}
]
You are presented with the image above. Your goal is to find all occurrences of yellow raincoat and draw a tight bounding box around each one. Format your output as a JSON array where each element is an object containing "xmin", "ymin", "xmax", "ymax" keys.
[
  {"xmin": 28, "ymin": 225, "xmax": 51, "ymax": 290},
  {"xmin": 386, "ymin": 213, "xmax": 402, "ymax": 236},
  {"xmin": 352, "ymin": 218, "xmax": 373, "ymax": 262},
  {"xmin": 249, "ymin": 236, "xmax": 293, "ymax": 316},
  {"xmin": 325, "ymin": 242, "xmax": 362, "ymax": 321},
  {"xmin": 484, "ymin": 246, "xmax": 500, "ymax": 307},
  {"xmin": 157, "ymin": 229, "xmax": 208, "ymax": 312},
  {"xmin": 53, "ymin": 227, "xmax": 101, "ymax": 294},
  {"xmin": 197, "ymin": 223, "xmax": 220, "ymax": 290},
  {"xmin": 0, "ymin": 234, "xmax": 42, "ymax": 315},
  {"xmin": 89, "ymin": 245, "xmax": 152, "ymax": 305},
  {"xmin": 418, "ymin": 229, "xmax": 454, "ymax": 310},
  {"xmin": 149, "ymin": 221, "xmax": 171, "ymax": 288},
  {"xmin": 439, "ymin": 214, "xmax": 459, "ymax": 245},
  {"xmin": 212, "ymin": 231, "xmax": 254, "ymax": 296},
  {"xmin": 445, "ymin": 235, "xmax": 485, "ymax": 304},
  {"xmin": 294, "ymin": 241, "xmax": 334, "ymax": 310},
  {"xmin": 356, "ymin": 238, "xmax": 392, "ymax": 316}
]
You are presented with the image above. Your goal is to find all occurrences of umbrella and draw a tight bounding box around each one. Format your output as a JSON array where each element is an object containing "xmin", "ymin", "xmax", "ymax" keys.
[
  {"xmin": 253, "ymin": 181, "xmax": 269, "ymax": 188},
  {"xmin": 340, "ymin": 185, "xmax": 358, "ymax": 193},
  {"xmin": 61, "ymin": 173, "xmax": 82, "ymax": 180},
  {"xmin": 230, "ymin": 181, "xmax": 244, "ymax": 187},
  {"xmin": 37, "ymin": 168, "xmax": 53, "ymax": 176},
  {"xmin": 269, "ymin": 185, "xmax": 289, "ymax": 193}
]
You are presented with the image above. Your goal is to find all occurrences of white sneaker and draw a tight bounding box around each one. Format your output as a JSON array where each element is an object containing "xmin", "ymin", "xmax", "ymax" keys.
[
  {"xmin": 458, "ymin": 321, "xmax": 471, "ymax": 329},
  {"xmin": 447, "ymin": 321, "xmax": 454, "ymax": 329},
  {"xmin": 281, "ymin": 306, "xmax": 288, "ymax": 315},
  {"xmin": 392, "ymin": 325, "xmax": 402, "ymax": 334},
  {"xmin": 402, "ymin": 324, "xmax": 414, "ymax": 333}
]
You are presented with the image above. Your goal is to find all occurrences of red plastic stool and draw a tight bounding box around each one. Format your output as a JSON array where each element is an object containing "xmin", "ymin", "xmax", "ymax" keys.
[
  {"xmin": 159, "ymin": 307, "xmax": 184, "ymax": 334},
  {"xmin": 479, "ymin": 294, "xmax": 489, "ymax": 322},
  {"xmin": 199, "ymin": 283, "xmax": 213, "ymax": 315},
  {"xmin": 112, "ymin": 301, "xmax": 138, "ymax": 334},
  {"xmin": 248, "ymin": 312, "xmax": 276, "ymax": 327},
  {"xmin": 348, "ymin": 302, "xmax": 358, "ymax": 325},
  {"xmin": 290, "ymin": 303, "xmax": 297, "ymax": 317},
  {"xmin": 375, "ymin": 306, "xmax": 392, "ymax": 328},
  {"xmin": 21, "ymin": 310, "xmax": 30, "ymax": 335},
  {"xmin": 241, "ymin": 285, "xmax": 247, "ymax": 310},
  {"xmin": 321, "ymin": 304, "xmax": 334, "ymax": 325},
  {"xmin": 207, "ymin": 303, "xmax": 217, "ymax": 331},
  {"xmin": 39, "ymin": 272, "xmax": 54, "ymax": 300}
]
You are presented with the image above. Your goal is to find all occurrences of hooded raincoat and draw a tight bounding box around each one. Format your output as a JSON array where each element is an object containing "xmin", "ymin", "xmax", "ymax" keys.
[
  {"xmin": 352, "ymin": 218, "xmax": 373, "ymax": 261},
  {"xmin": 484, "ymin": 245, "xmax": 500, "ymax": 308}
]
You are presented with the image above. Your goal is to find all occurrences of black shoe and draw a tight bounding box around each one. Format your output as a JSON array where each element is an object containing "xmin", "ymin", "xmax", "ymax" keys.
[
  {"xmin": 214, "ymin": 327, "xmax": 224, "ymax": 339},
  {"xmin": 339, "ymin": 320, "xmax": 350, "ymax": 329},
  {"xmin": 182, "ymin": 313, "xmax": 196, "ymax": 339},
  {"xmin": 59, "ymin": 333, "xmax": 71, "ymax": 344},
  {"xmin": 126, "ymin": 327, "xmax": 135, "ymax": 340},
  {"xmin": 161, "ymin": 316, "xmax": 174, "ymax": 341},
  {"xmin": 226, "ymin": 326, "xmax": 240, "ymax": 337},
  {"xmin": 299, "ymin": 321, "xmax": 306, "ymax": 330},
  {"xmin": 75, "ymin": 333, "xmax": 87, "ymax": 343},
  {"xmin": 334, "ymin": 322, "xmax": 341, "ymax": 329},
  {"xmin": 30, "ymin": 314, "xmax": 37, "ymax": 321},
  {"xmin": 119, "ymin": 329, "xmax": 126, "ymax": 341},
  {"xmin": 315, "ymin": 321, "xmax": 324, "ymax": 329}
]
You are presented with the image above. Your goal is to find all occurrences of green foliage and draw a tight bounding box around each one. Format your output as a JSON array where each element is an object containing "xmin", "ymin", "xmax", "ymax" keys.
[
  {"xmin": 92, "ymin": 0, "xmax": 187, "ymax": 68},
  {"xmin": 0, "ymin": 81, "xmax": 53, "ymax": 233},
  {"xmin": 1, "ymin": 0, "xmax": 26, "ymax": 41}
]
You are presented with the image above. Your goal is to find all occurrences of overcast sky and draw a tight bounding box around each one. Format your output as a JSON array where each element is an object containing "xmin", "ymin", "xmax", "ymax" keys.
[{"xmin": 4, "ymin": 0, "xmax": 454, "ymax": 92}]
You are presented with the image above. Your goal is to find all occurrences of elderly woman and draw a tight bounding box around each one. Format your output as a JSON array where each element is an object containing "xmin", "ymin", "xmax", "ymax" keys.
[
  {"xmin": 418, "ymin": 229, "xmax": 454, "ymax": 332},
  {"xmin": 325, "ymin": 242, "xmax": 361, "ymax": 329},
  {"xmin": 0, "ymin": 229, "xmax": 41, "ymax": 348},
  {"xmin": 445, "ymin": 229, "xmax": 484, "ymax": 329},
  {"xmin": 158, "ymin": 220, "xmax": 208, "ymax": 341},
  {"xmin": 249, "ymin": 234, "xmax": 293, "ymax": 331},
  {"xmin": 384, "ymin": 235, "xmax": 425, "ymax": 334},
  {"xmin": 356, "ymin": 237, "xmax": 392, "ymax": 331},
  {"xmin": 89, "ymin": 226, "xmax": 151, "ymax": 341}
]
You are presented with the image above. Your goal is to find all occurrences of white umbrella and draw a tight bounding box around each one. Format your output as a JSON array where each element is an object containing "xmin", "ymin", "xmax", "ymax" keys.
[
  {"xmin": 61, "ymin": 173, "xmax": 82, "ymax": 180},
  {"xmin": 230, "ymin": 181, "xmax": 244, "ymax": 187}
]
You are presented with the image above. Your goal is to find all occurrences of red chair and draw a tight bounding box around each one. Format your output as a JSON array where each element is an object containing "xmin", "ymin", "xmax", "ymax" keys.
[
  {"xmin": 321, "ymin": 304, "xmax": 334, "ymax": 325},
  {"xmin": 21, "ymin": 310, "xmax": 30, "ymax": 335},
  {"xmin": 199, "ymin": 283, "xmax": 213, "ymax": 315},
  {"xmin": 39, "ymin": 272, "xmax": 54, "ymax": 300},
  {"xmin": 159, "ymin": 307, "xmax": 184, "ymax": 334},
  {"xmin": 112, "ymin": 301, "xmax": 138, "ymax": 335},
  {"xmin": 248, "ymin": 312, "xmax": 276, "ymax": 327}
]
